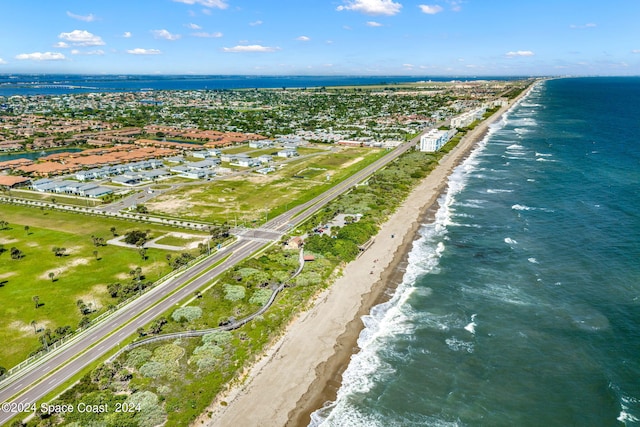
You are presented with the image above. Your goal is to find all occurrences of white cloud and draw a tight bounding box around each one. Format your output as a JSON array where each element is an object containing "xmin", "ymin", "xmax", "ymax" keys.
[
  {"xmin": 173, "ymin": 0, "xmax": 228, "ymax": 9},
  {"xmin": 222, "ymin": 44, "xmax": 279, "ymax": 53},
  {"xmin": 506, "ymin": 50, "xmax": 534, "ymax": 57},
  {"xmin": 0, "ymin": 58, "xmax": 7, "ymax": 65},
  {"xmin": 123, "ymin": 32, "xmax": 132, "ymax": 38},
  {"xmin": 127, "ymin": 48, "xmax": 162, "ymax": 55},
  {"xmin": 296, "ymin": 36, "xmax": 311, "ymax": 41},
  {"xmin": 419, "ymin": 4, "xmax": 443, "ymax": 14},
  {"xmin": 152, "ymin": 29, "xmax": 181, "ymax": 41},
  {"xmin": 249, "ymin": 20, "xmax": 263, "ymax": 26},
  {"xmin": 54, "ymin": 42, "xmax": 70, "ymax": 48},
  {"xmin": 192, "ymin": 31, "xmax": 223, "ymax": 38},
  {"xmin": 71, "ymin": 49, "xmax": 105, "ymax": 56},
  {"xmin": 337, "ymin": 0, "xmax": 402, "ymax": 16},
  {"xmin": 16, "ymin": 52, "xmax": 66, "ymax": 61},
  {"xmin": 447, "ymin": 0, "xmax": 462, "ymax": 11},
  {"xmin": 367, "ymin": 21, "xmax": 383, "ymax": 27},
  {"xmin": 66, "ymin": 11, "xmax": 97, "ymax": 22},
  {"xmin": 632, "ymin": 50, "xmax": 640, "ymax": 54},
  {"xmin": 187, "ymin": 23, "xmax": 202, "ymax": 30},
  {"xmin": 59, "ymin": 30, "xmax": 105, "ymax": 46},
  {"xmin": 570, "ymin": 23, "xmax": 597, "ymax": 29}
]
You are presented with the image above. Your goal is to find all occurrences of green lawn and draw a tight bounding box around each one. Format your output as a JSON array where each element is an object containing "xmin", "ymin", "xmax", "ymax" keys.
[
  {"xmin": 0, "ymin": 204, "xmax": 201, "ymax": 368},
  {"xmin": 154, "ymin": 233, "xmax": 206, "ymax": 248}
]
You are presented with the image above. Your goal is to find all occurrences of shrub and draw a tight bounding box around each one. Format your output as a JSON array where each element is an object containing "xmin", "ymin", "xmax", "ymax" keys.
[
  {"xmin": 151, "ymin": 343, "xmax": 185, "ymax": 365},
  {"xmin": 295, "ymin": 272, "xmax": 323, "ymax": 287},
  {"xmin": 171, "ymin": 306, "xmax": 203, "ymax": 322},
  {"xmin": 139, "ymin": 361, "xmax": 165, "ymax": 378},
  {"xmin": 223, "ymin": 284, "xmax": 245, "ymax": 301},
  {"xmin": 237, "ymin": 267, "xmax": 260, "ymax": 278},
  {"xmin": 127, "ymin": 391, "xmax": 166, "ymax": 427},
  {"xmin": 202, "ymin": 330, "xmax": 233, "ymax": 347},
  {"xmin": 249, "ymin": 289, "xmax": 272, "ymax": 305},
  {"xmin": 125, "ymin": 348, "xmax": 152, "ymax": 369},
  {"xmin": 190, "ymin": 342, "xmax": 223, "ymax": 372}
]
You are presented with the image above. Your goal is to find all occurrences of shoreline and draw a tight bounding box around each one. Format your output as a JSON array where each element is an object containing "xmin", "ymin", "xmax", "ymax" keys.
[{"xmin": 200, "ymin": 84, "xmax": 536, "ymax": 427}]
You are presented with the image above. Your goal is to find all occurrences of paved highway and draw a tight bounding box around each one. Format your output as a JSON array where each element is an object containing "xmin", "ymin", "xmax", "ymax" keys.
[{"xmin": 0, "ymin": 136, "xmax": 418, "ymax": 425}]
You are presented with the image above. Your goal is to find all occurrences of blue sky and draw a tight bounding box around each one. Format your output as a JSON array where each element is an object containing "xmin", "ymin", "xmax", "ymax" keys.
[{"xmin": 1, "ymin": 0, "xmax": 639, "ymax": 76}]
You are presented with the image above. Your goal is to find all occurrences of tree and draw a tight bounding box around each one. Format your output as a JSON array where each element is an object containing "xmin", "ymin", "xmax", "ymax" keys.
[
  {"xmin": 209, "ymin": 224, "xmax": 231, "ymax": 242},
  {"xmin": 10, "ymin": 247, "xmax": 24, "ymax": 260},
  {"xmin": 31, "ymin": 320, "xmax": 37, "ymax": 334},
  {"xmin": 138, "ymin": 247, "xmax": 147, "ymax": 261},
  {"xmin": 77, "ymin": 299, "xmax": 90, "ymax": 315},
  {"xmin": 32, "ymin": 295, "xmax": 40, "ymax": 309},
  {"xmin": 110, "ymin": 226, "xmax": 117, "ymax": 236},
  {"xmin": 124, "ymin": 230, "xmax": 148, "ymax": 246},
  {"xmin": 148, "ymin": 317, "xmax": 167, "ymax": 334},
  {"xmin": 48, "ymin": 272, "xmax": 55, "ymax": 282},
  {"xmin": 90, "ymin": 235, "xmax": 105, "ymax": 247},
  {"xmin": 0, "ymin": 220, "xmax": 8, "ymax": 230},
  {"xmin": 24, "ymin": 225, "xmax": 30, "ymax": 235},
  {"xmin": 78, "ymin": 316, "xmax": 91, "ymax": 328},
  {"xmin": 93, "ymin": 250, "xmax": 99, "ymax": 260},
  {"xmin": 52, "ymin": 246, "xmax": 66, "ymax": 257}
]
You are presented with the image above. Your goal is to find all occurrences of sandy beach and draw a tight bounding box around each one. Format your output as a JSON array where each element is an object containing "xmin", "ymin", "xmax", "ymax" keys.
[{"xmin": 199, "ymin": 86, "xmax": 534, "ymax": 427}]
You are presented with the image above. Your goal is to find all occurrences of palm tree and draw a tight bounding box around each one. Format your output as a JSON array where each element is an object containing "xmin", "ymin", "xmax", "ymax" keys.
[
  {"xmin": 93, "ymin": 250, "xmax": 99, "ymax": 260},
  {"xmin": 32, "ymin": 295, "xmax": 40, "ymax": 309},
  {"xmin": 31, "ymin": 320, "xmax": 37, "ymax": 334},
  {"xmin": 48, "ymin": 272, "xmax": 55, "ymax": 282},
  {"xmin": 110, "ymin": 226, "xmax": 117, "ymax": 236},
  {"xmin": 24, "ymin": 225, "xmax": 30, "ymax": 235}
]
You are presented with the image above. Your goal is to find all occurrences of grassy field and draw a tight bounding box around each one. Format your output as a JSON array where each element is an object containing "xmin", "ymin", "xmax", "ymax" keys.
[
  {"xmin": 0, "ymin": 204, "xmax": 206, "ymax": 368},
  {"xmin": 145, "ymin": 146, "xmax": 387, "ymax": 224}
]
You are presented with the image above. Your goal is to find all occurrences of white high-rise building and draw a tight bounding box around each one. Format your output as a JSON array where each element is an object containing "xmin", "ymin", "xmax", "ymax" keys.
[
  {"xmin": 419, "ymin": 129, "xmax": 455, "ymax": 152},
  {"xmin": 451, "ymin": 107, "xmax": 486, "ymax": 129}
]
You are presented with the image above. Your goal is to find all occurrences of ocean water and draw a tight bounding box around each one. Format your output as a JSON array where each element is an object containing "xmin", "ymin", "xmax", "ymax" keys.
[{"xmin": 311, "ymin": 77, "xmax": 640, "ymax": 427}]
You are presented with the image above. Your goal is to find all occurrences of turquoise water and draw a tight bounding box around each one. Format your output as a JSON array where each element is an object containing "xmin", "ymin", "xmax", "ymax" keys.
[{"xmin": 312, "ymin": 78, "xmax": 640, "ymax": 426}]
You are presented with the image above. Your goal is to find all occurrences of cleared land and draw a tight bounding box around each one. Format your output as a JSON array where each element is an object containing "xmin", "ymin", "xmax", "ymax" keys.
[
  {"xmin": 146, "ymin": 146, "xmax": 386, "ymax": 223},
  {"xmin": 0, "ymin": 204, "xmax": 206, "ymax": 367}
]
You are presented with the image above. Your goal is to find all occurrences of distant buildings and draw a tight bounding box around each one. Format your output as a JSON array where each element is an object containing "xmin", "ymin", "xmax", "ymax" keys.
[
  {"xmin": 277, "ymin": 149, "xmax": 298, "ymax": 158},
  {"xmin": 31, "ymin": 178, "xmax": 113, "ymax": 198}
]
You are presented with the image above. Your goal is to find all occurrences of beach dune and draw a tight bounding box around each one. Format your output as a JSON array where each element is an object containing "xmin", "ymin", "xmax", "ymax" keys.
[{"xmin": 200, "ymin": 86, "xmax": 533, "ymax": 427}]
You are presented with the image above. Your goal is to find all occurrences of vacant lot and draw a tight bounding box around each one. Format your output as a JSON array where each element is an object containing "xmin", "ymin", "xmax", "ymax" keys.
[
  {"xmin": 0, "ymin": 204, "xmax": 206, "ymax": 368},
  {"xmin": 146, "ymin": 146, "xmax": 386, "ymax": 223}
]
